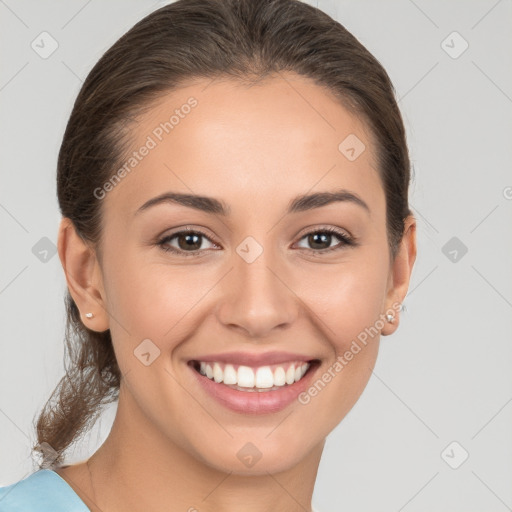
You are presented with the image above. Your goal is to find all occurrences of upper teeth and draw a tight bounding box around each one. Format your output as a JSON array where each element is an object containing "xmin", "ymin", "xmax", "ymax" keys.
[{"xmin": 198, "ymin": 361, "xmax": 310, "ymax": 389}]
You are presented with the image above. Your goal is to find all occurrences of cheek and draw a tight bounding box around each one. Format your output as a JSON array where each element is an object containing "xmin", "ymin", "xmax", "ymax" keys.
[
  {"xmin": 298, "ymin": 249, "xmax": 389, "ymax": 343},
  {"xmin": 102, "ymin": 246, "xmax": 202, "ymax": 342},
  {"xmin": 293, "ymin": 252, "xmax": 387, "ymax": 429}
]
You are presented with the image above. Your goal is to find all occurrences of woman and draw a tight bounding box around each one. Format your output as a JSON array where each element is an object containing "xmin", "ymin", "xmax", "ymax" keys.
[{"xmin": 0, "ymin": 0, "xmax": 416, "ymax": 510}]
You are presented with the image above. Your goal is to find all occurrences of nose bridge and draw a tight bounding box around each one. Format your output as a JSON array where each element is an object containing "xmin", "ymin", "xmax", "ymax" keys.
[{"xmin": 216, "ymin": 235, "xmax": 297, "ymax": 337}]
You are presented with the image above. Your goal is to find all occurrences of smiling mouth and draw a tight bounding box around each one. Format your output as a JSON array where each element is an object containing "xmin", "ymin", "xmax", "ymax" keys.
[{"xmin": 189, "ymin": 359, "xmax": 320, "ymax": 392}]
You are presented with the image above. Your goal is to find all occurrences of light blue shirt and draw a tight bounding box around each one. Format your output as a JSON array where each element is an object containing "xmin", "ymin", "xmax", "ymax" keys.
[{"xmin": 0, "ymin": 469, "xmax": 89, "ymax": 512}]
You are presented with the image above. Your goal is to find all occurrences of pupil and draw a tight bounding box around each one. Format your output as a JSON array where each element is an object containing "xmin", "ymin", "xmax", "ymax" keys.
[
  {"xmin": 179, "ymin": 233, "xmax": 201, "ymax": 250},
  {"xmin": 309, "ymin": 233, "xmax": 331, "ymax": 250}
]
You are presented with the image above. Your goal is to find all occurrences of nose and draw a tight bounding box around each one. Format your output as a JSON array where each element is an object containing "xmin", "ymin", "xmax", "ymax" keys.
[{"xmin": 215, "ymin": 247, "xmax": 298, "ymax": 339}]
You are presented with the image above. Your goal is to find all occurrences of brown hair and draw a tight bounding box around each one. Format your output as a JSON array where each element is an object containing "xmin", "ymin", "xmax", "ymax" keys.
[{"xmin": 33, "ymin": 0, "xmax": 413, "ymax": 469}]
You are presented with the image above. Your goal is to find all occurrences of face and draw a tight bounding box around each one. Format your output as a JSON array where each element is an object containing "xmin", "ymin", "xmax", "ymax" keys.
[{"xmin": 78, "ymin": 72, "xmax": 410, "ymax": 475}]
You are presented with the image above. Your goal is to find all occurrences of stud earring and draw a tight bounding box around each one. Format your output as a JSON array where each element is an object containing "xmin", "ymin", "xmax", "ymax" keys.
[
  {"xmin": 85, "ymin": 312, "xmax": 94, "ymax": 319},
  {"xmin": 386, "ymin": 313, "xmax": 395, "ymax": 323}
]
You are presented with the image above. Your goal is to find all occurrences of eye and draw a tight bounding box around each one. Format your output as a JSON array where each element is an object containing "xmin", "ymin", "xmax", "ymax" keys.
[
  {"xmin": 295, "ymin": 227, "xmax": 355, "ymax": 254},
  {"xmin": 156, "ymin": 226, "xmax": 356, "ymax": 258},
  {"xmin": 157, "ymin": 228, "xmax": 218, "ymax": 257}
]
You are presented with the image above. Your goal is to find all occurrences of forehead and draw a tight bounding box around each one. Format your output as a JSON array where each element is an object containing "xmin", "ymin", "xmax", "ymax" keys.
[{"xmin": 104, "ymin": 72, "xmax": 384, "ymax": 219}]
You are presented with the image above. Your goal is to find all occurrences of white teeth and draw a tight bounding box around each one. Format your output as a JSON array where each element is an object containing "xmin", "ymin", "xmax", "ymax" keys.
[
  {"xmin": 197, "ymin": 361, "xmax": 312, "ymax": 390},
  {"xmin": 285, "ymin": 365, "xmax": 296, "ymax": 385},
  {"xmin": 223, "ymin": 364, "xmax": 237, "ymax": 385},
  {"xmin": 213, "ymin": 362, "xmax": 223, "ymax": 383},
  {"xmin": 273, "ymin": 366, "xmax": 286, "ymax": 386},
  {"xmin": 237, "ymin": 365, "xmax": 255, "ymax": 388},
  {"xmin": 255, "ymin": 366, "xmax": 274, "ymax": 388}
]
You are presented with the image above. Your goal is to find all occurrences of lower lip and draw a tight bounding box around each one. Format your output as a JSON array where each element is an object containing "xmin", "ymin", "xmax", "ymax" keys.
[{"xmin": 189, "ymin": 362, "xmax": 319, "ymax": 414}]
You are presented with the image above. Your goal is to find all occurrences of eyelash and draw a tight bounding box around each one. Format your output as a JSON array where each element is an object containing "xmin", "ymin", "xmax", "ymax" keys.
[{"xmin": 156, "ymin": 226, "xmax": 356, "ymax": 258}]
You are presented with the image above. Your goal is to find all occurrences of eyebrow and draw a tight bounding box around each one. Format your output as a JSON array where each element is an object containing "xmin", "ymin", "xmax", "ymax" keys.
[{"xmin": 134, "ymin": 188, "xmax": 370, "ymax": 217}]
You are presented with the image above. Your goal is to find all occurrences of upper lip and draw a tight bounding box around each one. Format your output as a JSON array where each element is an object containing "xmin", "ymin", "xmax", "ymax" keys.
[{"xmin": 189, "ymin": 351, "xmax": 317, "ymax": 367}]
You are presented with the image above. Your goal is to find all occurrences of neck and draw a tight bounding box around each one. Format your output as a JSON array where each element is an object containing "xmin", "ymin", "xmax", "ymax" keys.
[{"xmin": 87, "ymin": 384, "xmax": 323, "ymax": 512}]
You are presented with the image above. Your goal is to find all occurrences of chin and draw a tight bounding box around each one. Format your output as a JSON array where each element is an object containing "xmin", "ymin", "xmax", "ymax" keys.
[{"xmin": 190, "ymin": 431, "xmax": 322, "ymax": 476}]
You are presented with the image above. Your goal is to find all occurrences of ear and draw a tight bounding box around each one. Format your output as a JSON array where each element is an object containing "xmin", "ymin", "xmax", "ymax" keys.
[
  {"xmin": 57, "ymin": 217, "xmax": 110, "ymax": 332},
  {"xmin": 381, "ymin": 215, "xmax": 417, "ymax": 336}
]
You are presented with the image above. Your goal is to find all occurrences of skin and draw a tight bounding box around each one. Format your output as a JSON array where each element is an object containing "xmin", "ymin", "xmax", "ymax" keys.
[{"xmin": 55, "ymin": 72, "xmax": 416, "ymax": 512}]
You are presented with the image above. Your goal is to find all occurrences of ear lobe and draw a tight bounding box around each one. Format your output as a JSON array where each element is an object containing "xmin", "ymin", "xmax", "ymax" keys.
[
  {"xmin": 382, "ymin": 215, "xmax": 417, "ymax": 336},
  {"xmin": 57, "ymin": 217, "xmax": 110, "ymax": 332}
]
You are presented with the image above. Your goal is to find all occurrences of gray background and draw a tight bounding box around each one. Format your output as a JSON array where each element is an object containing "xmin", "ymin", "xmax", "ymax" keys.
[{"xmin": 1, "ymin": 0, "xmax": 511, "ymax": 510}]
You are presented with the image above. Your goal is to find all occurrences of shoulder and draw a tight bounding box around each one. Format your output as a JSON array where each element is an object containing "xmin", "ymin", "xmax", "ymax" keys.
[{"xmin": 0, "ymin": 469, "xmax": 89, "ymax": 512}]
